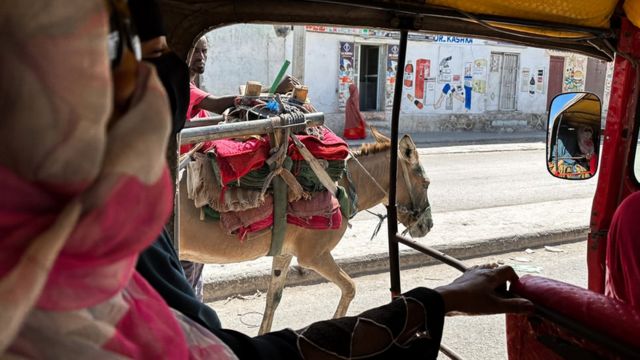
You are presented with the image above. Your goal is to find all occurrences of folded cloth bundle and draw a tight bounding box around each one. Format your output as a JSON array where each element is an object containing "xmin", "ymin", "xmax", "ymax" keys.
[
  {"xmin": 287, "ymin": 210, "xmax": 342, "ymax": 230},
  {"xmin": 291, "ymin": 160, "xmax": 345, "ymax": 192},
  {"xmin": 229, "ymin": 164, "xmax": 271, "ymax": 189},
  {"xmin": 187, "ymin": 153, "xmax": 267, "ymax": 213},
  {"xmin": 288, "ymin": 127, "xmax": 349, "ymax": 161},
  {"xmin": 205, "ymin": 136, "xmax": 270, "ymax": 185},
  {"xmin": 224, "ymin": 214, "xmax": 274, "ymax": 241},
  {"xmin": 216, "ymin": 191, "xmax": 344, "ymax": 239},
  {"xmin": 220, "ymin": 196, "xmax": 273, "ymax": 239},
  {"xmin": 287, "ymin": 191, "xmax": 339, "ymax": 218}
]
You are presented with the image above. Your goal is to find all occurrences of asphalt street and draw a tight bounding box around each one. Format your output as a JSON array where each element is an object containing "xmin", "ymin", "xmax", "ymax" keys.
[{"xmin": 208, "ymin": 241, "xmax": 588, "ymax": 360}]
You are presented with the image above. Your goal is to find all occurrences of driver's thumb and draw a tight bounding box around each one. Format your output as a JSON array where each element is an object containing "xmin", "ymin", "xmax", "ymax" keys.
[{"xmin": 498, "ymin": 297, "xmax": 534, "ymax": 314}]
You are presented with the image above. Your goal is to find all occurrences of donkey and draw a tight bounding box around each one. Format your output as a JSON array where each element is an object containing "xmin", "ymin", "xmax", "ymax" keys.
[{"xmin": 178, "ymin": 128, "xmax": 433, "ymax": 334}]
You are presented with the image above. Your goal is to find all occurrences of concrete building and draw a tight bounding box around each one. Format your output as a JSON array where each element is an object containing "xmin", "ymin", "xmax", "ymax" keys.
[{"xmin": 202, "ymin": 24, "xmax": 611, "ymax": 133}]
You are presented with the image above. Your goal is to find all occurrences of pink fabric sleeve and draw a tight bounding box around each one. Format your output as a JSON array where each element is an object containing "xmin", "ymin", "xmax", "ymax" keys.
[
  {"xmin": 605, "ymin": 191, "xmax": 640, "ymax": 308},
  {"xmin": 188, "ymin": 83, "xmax": 211, "ymax": 119}
]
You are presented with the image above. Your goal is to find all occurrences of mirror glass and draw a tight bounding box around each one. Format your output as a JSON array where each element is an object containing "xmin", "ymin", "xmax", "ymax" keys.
[{"xmin": 547, "ymin": 92, "xmax": 602, "ymax": 179}]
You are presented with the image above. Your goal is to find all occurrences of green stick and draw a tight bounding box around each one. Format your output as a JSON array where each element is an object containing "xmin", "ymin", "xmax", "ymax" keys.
[{"xmin": 269, "ymin": 60, "xmax": 291, "ymax": 94}]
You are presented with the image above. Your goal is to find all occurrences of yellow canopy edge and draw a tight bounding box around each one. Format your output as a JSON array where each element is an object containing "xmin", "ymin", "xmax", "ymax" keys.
[
  {"xmin": 624, "ymin": 0, "xmax": 640, "ymax": 28},
  {"xmin": 425, "ymin": 0, "xmax": 617, "ymax": 29}
]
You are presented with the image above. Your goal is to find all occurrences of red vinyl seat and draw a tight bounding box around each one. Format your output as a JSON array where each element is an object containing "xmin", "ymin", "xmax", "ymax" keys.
[{"xmin": 506, "ymin": 275, "xmax": 640, "ymax": 359}]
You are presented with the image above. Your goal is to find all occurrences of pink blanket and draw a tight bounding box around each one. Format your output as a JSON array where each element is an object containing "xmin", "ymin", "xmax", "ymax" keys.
[{"xmin": 219, "ymin": 191, "xmax": 343, "ymax": 239}]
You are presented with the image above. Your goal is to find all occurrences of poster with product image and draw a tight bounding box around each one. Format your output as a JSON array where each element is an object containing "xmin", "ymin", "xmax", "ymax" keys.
[
  {"xmin": 424, "ymin": 77, "xmax": 437, "ymax": 106},
  {"xmin": 415, "ymin": 59, "xmax": 430, "ymax": 100},
  {"xmin": 536, "ymin": 68, "xmax": 545, "ymax": 93},
  {"xmin": 386, "ymin": 44, "xmax": 399, "ymax": 108},
  {"xmin": 338, "ymin": 41, "xmax": 355, "ymax": 110},
  {"xmin": 472, "ymin": 59, "xmax": 487, "ymax": 94},
  {"xmin": 464, "ymin": 62, "xmax": 472, "ymax": 110},
  {"xmin": 437, "ymin": 46, "xmax": 462, "ymax": 83}
]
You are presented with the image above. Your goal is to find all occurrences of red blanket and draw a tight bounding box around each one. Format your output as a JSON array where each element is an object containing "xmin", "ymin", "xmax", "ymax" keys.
[
  {"xmin": 203, "ymin": 129, "xmax": 348, "ymax": 186},
  {"xmin": 225, "ymin": 210, "xmax": 342, "ymax": 240},
  {"xmin": 288, "ymin": 127, "xmax": 349, "ymax": 161},
  {"xmin": 206, "ymin": 137, "xmax": 270, "ymax": 185},
  {"xmin": 287, "ymin": 210, "xmax": 342, "ymax": 230}
]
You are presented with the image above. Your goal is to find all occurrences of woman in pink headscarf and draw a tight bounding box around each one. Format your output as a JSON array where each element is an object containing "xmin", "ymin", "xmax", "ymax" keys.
[
  {"xmin": 343, "ymin": 83, "xmax": 367, "ymax": 139},
  {"xmin": 577, "ymin": 125, "xmax": 597, "ymax": 174},
  {"xmin": 0, "ymin": 1, "xmax": 235, "ymax": 358}
]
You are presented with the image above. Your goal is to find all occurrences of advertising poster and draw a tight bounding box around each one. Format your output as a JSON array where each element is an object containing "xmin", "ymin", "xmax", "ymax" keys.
[
  {"xmin": 472, "ymin": 59, "xmax": 487, "ymax": 94},
  {"xmin": 536, "ymin": 68, "xmax": 545, "ymax": 93},
  {"xmin": 415, "ymin": 59, "xmax": 431, "ymax": 100},
  {"xmin": 425, "ymin": 78, "xmax": 437, "ymax": 105},
  {"xmin": 520, "ymin": 67, "xmax": 531, "ymax": 92},
  {"xmin": 464, "ymin": 62, "xmax": 473, "ymax": 110},
  {"xmin": 385, "ymin": 44, "xmax": 399, "ymax": 108},
  {"xmin": 437, "ymin": 46, "xmax": 462, "ymax": 83},
  {"xmin": 338, "ymin": 41, "xmax": 355, "ymax": 110},
  {"xmin": 562, "ymin": 54, "xmax": 587, "ymax": 92}
]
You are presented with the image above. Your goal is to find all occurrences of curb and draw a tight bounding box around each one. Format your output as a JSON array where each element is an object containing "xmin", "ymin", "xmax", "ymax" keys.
[
  {"xmin": 351, "ymin": 137, "xmax": 546, "ymax": 148},
  {"xmin": 203, "ymin": 227, "xmax": 588, "ymax": 302}
]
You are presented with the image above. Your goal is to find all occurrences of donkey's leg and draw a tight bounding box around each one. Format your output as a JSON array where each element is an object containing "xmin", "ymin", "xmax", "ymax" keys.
[
  {"xmin": 298, "ymin": 252, "xmax": 355, "ymax": 319},
  {"xmin": 259, "ymin": 254, "xmax": 293, "ymax": 335}
]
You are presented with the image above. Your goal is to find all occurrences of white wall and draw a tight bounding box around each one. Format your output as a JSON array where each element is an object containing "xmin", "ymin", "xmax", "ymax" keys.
[
  {"xmin": 304, "ymin": 32, "xmax": 356, "ymax": 112},
  {"xmin": 200, "ymin": 25, "xmax": 553, "ymax": 118},
  {"xmin": 399, "ymin": 42, "xmax": 550, "ymax": 114},
  {"xmin": 202, "ymin": 24, "xmax": 293, "ymax": 96},
  {"xmin": 303, "ymin": 32, "xmax": 551, "ymax": 115}
]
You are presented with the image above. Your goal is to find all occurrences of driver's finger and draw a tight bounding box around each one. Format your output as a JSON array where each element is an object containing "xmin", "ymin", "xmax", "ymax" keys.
[
  {"xmin": 492, "ymin": 266, "xmax": 519, "ymax": 285},
  {"xmin": 475, "ymin": 262, "xmax": 499, "ymax": 270}
]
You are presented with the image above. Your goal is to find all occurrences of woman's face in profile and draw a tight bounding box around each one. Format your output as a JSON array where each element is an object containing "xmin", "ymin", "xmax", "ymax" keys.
[{"xmin": 578, "ymin": 126, "xmax": 595, "ymax": 155}]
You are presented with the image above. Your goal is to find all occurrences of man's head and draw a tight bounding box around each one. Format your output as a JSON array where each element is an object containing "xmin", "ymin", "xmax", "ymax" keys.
[{"xmin": 189, "ymin": 36, "xmax": 208, "ymax": 75}]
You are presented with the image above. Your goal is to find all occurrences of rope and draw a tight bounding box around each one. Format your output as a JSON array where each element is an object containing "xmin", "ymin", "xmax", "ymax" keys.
[
  {"xmin": 365, "ymin": 209, "xmax": 387, "ymax": 241},
  {"xmin": 347, "ymin": 150, "xmax": 388, "ymax": 201}
]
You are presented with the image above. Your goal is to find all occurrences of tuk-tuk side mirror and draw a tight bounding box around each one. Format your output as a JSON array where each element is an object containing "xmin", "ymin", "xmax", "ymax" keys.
[{"xmin": 547, "ymin": 92, "xmax": 602, "ymax": 180}]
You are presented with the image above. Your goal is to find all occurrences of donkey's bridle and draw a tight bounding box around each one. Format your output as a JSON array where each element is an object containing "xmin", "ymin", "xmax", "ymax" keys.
[
  {"xmin": 397, "ymin": 157, "xmax": 431, "ymax": 236},
  {"xmin": 348, "ymin": 150, "xmax": 430, "ymax": 236}
]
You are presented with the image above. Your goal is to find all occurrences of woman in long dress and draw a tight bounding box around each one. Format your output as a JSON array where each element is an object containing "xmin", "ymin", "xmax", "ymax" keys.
[{"xmin": 343, "ymin": 83, "xmax": 367, "ymax": 139}]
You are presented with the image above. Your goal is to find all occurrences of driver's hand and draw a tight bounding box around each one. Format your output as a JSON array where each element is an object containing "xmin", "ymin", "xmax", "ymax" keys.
[{"xmin": 435, "ymin": 265, "xmax": 533, "ymax": 316}]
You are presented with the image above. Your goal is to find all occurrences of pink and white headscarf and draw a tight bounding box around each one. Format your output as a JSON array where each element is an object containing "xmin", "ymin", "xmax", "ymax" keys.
[{"xmin": 0, "ymin": 1, "xmax": 235, "ymax": 358}]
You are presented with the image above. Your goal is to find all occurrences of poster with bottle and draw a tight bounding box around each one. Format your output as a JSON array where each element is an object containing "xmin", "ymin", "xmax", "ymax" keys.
[
  {"xmin": 404, "ymin": 60, "xmax": 414, "ymax": 89},
  {"xmin": 338, "ymin": 41, "xmax": 355, "ymax": 110},
  {"xmin": 529, "ymin": 76, "xmax": 536, "ymax": 95},
  {"xmin": 386, "ymin": 44, "xmax": 399, "ymax": 108},
  {"xmin": 415, "ymin": 59, "xmax": 430, "ymax": 99}
]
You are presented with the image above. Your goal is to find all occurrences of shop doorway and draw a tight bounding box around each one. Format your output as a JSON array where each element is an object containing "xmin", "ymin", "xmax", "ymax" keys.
[
  {"xmin": 487, "ymin": 52, "xmax": 519, "ymax": 111},
  {"xmin": 547, "ymin": 55, "xmax": 565, "ymax": 108},
  {"xmin": 359, "ymin": 45, "xmax": 380, "ymax": 111}
]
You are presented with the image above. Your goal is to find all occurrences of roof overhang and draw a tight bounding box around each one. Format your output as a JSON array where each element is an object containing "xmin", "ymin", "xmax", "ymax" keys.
[{"xmin": 160, "ymin": 0, "xmax": 619, "ymax": 60}]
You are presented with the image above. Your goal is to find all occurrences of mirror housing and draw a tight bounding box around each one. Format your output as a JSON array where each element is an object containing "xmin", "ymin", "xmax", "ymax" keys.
[{"xmin": 547, "ymin": 92, "xmax": 602, "ymax": 180}]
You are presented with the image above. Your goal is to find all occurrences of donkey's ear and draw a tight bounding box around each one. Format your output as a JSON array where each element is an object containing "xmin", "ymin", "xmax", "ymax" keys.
[
  {"xmin": 370, "ymin": 126, "xmax": 390, "ymax": 144},
  {"xmin": 399, "ymin": 135, "xmax": 419, "ymax": 165}
]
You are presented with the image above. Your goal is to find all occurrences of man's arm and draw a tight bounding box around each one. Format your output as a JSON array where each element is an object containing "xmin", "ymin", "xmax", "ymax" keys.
[{"xmin": 197, "ymin": 94, "xmax": 236, "ymax": 114}]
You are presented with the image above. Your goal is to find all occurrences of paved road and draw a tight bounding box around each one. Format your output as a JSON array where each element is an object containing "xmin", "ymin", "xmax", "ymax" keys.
[
  {"xmin": 208, "ymin": 241, "xmax": 588, "ymax": 359},
  {"xmin": 202, "ymin": 143, "xmax": 597, "ymax": 295},
  {"xmin": 364, "ymin": 142, "xmax": 596, "ymax": 216}
]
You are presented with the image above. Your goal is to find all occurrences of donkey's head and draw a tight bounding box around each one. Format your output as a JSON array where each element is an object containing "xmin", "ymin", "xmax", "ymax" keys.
[{"xmin": 370, "ymin": 128, "xmax": 432, "ymax": 237}]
